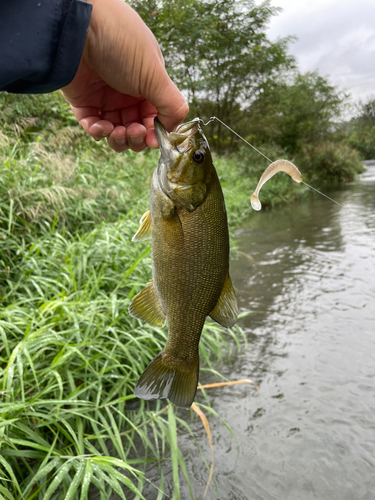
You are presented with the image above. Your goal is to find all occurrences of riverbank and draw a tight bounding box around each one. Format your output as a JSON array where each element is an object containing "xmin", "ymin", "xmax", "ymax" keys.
[{"xmin": 0, "ymin": 94, "xmax": 251, "ymax": 499}]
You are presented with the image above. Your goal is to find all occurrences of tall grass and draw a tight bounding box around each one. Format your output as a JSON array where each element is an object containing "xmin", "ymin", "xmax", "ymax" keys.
[{"xmin": 0, "ymin": 92, "xmax": 249, "ymax": 499}]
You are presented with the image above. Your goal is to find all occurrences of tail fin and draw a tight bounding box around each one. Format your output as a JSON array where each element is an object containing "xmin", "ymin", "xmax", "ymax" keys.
[{"xmin": 134, "ymin": 353, "xmax": 199, "ymax": 409}]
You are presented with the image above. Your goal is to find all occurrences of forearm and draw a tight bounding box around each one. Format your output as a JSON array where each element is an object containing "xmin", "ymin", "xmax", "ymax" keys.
[{"xmin": 0, "ymin": 0, "xmax": 92, "ymax": 94}]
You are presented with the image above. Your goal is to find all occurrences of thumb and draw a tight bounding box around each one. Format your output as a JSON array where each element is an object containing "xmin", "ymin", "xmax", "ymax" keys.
[{"xmin": 144, "ymin": 70, "xmax": 189, "ymax": 132}]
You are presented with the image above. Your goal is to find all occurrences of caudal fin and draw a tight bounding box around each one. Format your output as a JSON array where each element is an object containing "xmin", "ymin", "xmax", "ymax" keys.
[{"xmin": 134, "ymin": 353, "xmax": 199, "ymax": 409}]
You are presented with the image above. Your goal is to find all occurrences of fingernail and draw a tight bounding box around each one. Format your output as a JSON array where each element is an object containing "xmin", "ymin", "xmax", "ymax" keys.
[
  {"xmin": 102, "ymin": 131, "xmax": 109, "ymax": 138},
  {"xmin": 131, "ymin": 137, "xmax": 144, "ymax": 145},
  {"xmin": 115, "ymin": 137, "xmax": 126, "ymax": 145}
]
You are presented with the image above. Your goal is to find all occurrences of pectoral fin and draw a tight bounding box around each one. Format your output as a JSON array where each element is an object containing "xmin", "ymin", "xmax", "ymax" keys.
[
  {"xmin": 129, "ymin": 280, "xmax": 166, "ymax": 326},
  {"xmin": 209, "ymin": 274, "xmax": 238, "ymax": 328},
  {"xmin": 132, "ymin": 211, "xmax": 152, "ymax": 242}
]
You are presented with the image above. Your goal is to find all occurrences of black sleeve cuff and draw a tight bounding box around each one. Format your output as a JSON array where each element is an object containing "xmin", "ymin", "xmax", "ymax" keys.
[{"xmin": 0, "ymin": 0, "xmax": 92, "ymax": 94}]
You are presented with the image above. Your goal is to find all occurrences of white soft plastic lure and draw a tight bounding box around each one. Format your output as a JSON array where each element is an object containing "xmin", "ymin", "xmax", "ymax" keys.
[{"xmin": 250, "ymin": 159, "xmax": 303, "ymax": 211}]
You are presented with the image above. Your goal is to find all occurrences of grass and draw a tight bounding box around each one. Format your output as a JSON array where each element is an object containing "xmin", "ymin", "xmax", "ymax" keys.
[
  {"xmin": 0, "ymin": 92, "xmax": 252, "ymax": 499},
  {"xmin": 0, "ymin": 90, "xmax": 360, "ymax": 499}
]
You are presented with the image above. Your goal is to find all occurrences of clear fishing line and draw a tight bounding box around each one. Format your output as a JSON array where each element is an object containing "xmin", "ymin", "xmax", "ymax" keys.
[{"xmin": 194, "ymin": 116, "xmax": 343, "ymax": 209}]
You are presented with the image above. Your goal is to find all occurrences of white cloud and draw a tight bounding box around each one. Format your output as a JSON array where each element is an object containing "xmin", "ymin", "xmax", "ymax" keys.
[{"xmin": 265, "ymin": 0, "xmax": 375, "ymax": 102}]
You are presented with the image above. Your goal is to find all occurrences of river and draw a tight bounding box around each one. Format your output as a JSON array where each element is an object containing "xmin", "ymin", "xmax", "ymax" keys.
[{"xmin": 145, "ymin": 162, "xmax": 375, "ymax": 499}]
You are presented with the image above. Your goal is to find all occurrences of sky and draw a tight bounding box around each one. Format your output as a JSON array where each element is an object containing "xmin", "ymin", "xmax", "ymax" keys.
[{"xmin": 264, "ymin": 0, "xmax": 375, "ymax": 104}]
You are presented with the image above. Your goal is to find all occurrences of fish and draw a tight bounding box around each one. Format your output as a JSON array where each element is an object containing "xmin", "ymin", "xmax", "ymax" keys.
[{"xmin": 129, "ymin": 117, "xmax": 238, "ymax": 409}]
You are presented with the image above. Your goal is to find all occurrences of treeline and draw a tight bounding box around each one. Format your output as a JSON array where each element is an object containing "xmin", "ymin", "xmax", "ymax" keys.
[{"xmin": 130, "ymin": 0, "xmax": 373, "ymax": 182}]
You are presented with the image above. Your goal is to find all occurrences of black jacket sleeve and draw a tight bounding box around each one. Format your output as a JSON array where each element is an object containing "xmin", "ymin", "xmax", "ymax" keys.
[{"xmin": 0, "ymin": 0, "xmax": 92, "ymax": 94}]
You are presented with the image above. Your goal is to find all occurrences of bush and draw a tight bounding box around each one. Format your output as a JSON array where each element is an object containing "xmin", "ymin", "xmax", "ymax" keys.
[
  {"xmin": 343, "ymin": 97, "xmax": 375, "ymax": 160},
  {"xmin": 296, "ymin": 141, "xmax": 364, "ymax": 184}
]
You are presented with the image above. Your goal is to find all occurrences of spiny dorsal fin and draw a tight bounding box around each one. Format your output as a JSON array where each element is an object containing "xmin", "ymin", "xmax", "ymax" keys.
[
  {"xmin": 132, "ymin": 210, "xmax": 152, "ymax": 242},
  {"xmin": 209, "ymin": 274, "xmax": 238, "ymax": 328},
  {"xmin": 128, "ymin": 280, "xmax": 166, "ymax": 326}
]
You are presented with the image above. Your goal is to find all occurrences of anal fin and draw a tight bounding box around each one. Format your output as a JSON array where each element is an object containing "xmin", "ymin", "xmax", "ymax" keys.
[
  {"xmin": 209, "ymin": 274, "xmax": 238, "ymax": 328},
  {"xmin": 129, "ymin": 280, "xmax": 166, "ymax": 326},
  {"xmin": 132, "ymin": 210, "xmax": 152, "ymax": 242}
]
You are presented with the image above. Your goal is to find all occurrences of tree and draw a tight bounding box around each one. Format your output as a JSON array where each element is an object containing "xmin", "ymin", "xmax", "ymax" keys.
[
  {"xmin": 130, "ymin": 0, "xmax": 294, "ymax": 150},
  {"xmin": 245, "ymin": 72, "xmax": 346, "ymax": 155}
]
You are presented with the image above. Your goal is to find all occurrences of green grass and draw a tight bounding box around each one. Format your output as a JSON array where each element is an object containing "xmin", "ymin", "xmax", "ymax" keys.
[{"xmin": 0, "ymin": 92, "xmax": 250, "ymax": 499}]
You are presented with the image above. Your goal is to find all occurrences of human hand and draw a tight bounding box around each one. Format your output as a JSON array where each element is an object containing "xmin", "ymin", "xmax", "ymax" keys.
[{"xmin": 62, "ymin": 0, "xmax": 188, "ymax": 152}]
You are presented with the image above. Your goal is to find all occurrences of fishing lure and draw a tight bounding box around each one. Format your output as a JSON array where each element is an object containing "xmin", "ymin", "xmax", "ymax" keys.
[{"xmin": 250, "ymin": 159, "xmax": 302, "ymax": 211}]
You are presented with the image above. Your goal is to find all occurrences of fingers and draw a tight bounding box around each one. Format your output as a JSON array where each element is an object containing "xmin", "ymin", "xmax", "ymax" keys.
[
  {"xmin": 125, "ymin": 122, "xmax": 147, "ymax": 151},
  {"xmin": 69, "ymin": 105, "xmax": 114, "ymax": 140},
  {"xmin": 69, "ymin": 104, "xmax": 152, "ymax": 152},
  {"xmin": 106, "ymin": 126, "xmax": 128, "ymax": 152},
  {"xmin": 107, "ymin": 123, "xmax": 148, "ymax": 153},
  {"xmin": 145, "ymin": 128, "xmax": 159, "ymax": 149}
]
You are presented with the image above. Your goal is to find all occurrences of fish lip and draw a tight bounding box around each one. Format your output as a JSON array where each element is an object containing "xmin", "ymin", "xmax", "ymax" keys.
[
  {"xmin": 154, "ymin": 117, "xmax": 171, "ymax": 153},
  {"xmin": 175, "ymin": 118, "xmax": 201, "ymax": 134}
]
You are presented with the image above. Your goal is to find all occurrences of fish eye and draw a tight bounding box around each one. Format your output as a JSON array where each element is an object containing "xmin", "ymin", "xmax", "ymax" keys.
[{"xmin": 193, "ymin": 150, "xmax": 204, "ymax": 163}]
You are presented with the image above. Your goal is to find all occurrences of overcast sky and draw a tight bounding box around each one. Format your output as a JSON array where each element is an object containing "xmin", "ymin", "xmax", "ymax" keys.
[{"xmin": 264, "ymin": 0, "xmax": 375, "ymax": 104}]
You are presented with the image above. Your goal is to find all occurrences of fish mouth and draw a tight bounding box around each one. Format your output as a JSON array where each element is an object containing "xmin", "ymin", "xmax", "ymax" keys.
[
  {"xmin": 154, "ymin": 117, "xmax": 171, "ymax": 153},
  {"xmin": 154, "ymin": 117, "xmax": 199, "ymax": 155}
]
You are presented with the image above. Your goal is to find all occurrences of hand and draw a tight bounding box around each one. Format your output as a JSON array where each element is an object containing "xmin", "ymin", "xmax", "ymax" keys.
[{"xmin": 62, "ymin": 0, "xmax": 188, "ymax": 152}]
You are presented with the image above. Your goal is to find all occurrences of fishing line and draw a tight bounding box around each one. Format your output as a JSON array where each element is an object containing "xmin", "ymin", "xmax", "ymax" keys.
[
  {"xmin": 197, "ymin": 116, "xmax": 273, "ymax": 164},
  {"xmin": 195, "ymin": 116, "xmax": 343, "ymax": 208},
  {"xmin": 301, "ymin": 181, "xmax": 342, "ymax": 207}
]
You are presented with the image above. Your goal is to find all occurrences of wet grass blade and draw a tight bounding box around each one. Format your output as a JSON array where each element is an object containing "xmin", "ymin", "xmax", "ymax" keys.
[
  {"xmin": 42, "ymin": 461, "xmax": 72, "ymax": 500},
  {"xmin": 0, "ymin": 485, "xmax": 17, "ymax": 500},
  {"xmin": 0, "ymin": 456, "xmax": 22, "ymax": 499},
  {"xmin": 64, "ymin": 460, "xmax": 85, "ymax": 500},
  {"xmin": 168, "ymin": 405, "xmax": 180, "ymax": 500},
  {"xmin": 79, "ymin": 460, "xmax": 93, "ymax": 500}
]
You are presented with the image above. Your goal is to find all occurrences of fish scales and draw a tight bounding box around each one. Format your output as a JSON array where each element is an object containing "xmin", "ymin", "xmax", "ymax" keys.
[{"xmin": 152, "ymin": 168, "xmax": 229, "ymax": 359}]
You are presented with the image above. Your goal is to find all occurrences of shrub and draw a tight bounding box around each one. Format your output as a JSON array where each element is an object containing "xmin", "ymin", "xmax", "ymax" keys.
[{"xmin": 296, "ymin": 141, "xmax": 364, "ymax": 184}]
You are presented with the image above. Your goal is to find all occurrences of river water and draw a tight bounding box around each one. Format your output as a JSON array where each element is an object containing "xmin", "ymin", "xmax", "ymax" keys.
[{"xmin": 143, "ymin": 162, "xmax": 375, "ymax": 499}]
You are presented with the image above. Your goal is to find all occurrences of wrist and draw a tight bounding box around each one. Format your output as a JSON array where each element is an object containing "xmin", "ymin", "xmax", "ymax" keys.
[{"xmin": 81, "ymin": 0, "xmax": 103, "ymax": 68}]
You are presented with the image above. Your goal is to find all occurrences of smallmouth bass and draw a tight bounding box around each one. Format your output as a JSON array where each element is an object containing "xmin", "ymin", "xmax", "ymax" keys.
[{"xmin": 129, "ymin": 118, "xmax": 237, "ymax": 409}]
